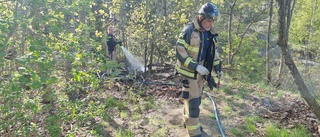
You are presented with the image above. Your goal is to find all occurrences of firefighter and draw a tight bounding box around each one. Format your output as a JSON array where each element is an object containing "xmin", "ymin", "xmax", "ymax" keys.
[
  {"xmin": 106, "ymin": 26, "xmax": 122, "ymax": 61},
  {"xmin": 175, "ymin": 2, "xmax": 222, "ymax": 137}
]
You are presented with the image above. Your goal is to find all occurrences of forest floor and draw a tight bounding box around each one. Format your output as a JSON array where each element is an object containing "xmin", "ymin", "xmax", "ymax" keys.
[
  {"xmin": 97, "ymin": 65, "xmax": 320, "ymax": 137},
  {"xmin": 4, "ymin": 62, "xmax": 317, "ymax": 137}
]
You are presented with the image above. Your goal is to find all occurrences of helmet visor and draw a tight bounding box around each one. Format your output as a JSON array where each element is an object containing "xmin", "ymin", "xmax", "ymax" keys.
[{"xmin": 202, "ymin": 12, "xmax": 218, "ymax": 21}]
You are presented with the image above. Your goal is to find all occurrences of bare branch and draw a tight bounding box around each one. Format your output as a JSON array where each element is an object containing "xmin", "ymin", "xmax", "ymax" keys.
[{"xmin": 233, "ymin": 6, "xmax": 269, "ymax": 56}]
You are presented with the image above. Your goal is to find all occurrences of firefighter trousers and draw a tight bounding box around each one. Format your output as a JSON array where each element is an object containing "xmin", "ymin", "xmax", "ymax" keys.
[{"xmin": 181, "ymin": 74, "xmax": 205, "ymax": 137}]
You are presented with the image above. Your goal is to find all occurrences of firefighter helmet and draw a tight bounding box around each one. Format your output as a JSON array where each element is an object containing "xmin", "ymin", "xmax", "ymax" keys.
[{"xmin": 198, "ymin": 3, "xmax": 219, "ymax": 21}]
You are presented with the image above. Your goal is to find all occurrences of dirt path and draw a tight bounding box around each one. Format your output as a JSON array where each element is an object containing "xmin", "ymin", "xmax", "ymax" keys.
[{"xmin": 140, "ymin": 98, "xmax": 228, "ymax": 137}]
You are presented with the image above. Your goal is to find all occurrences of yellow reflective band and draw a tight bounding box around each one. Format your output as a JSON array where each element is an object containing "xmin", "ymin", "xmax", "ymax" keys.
[
  {"xmin": 187, "ymin": 46, "xmax": 199, "ymax": 53},
  {"xmin": 177, "ymin": 39, "xmax": 199, "ymax": 53},
  {"xmin": 175, "ymin": 65, "xmax": 194, "ymax": 78},
  {"xmin": 184, "ymin": 57, "xmax": 193, "ymax": 67},
  {"xmin": 177, "ymin": 39, "xmax": 189, "ymax": 48},
  {"xmin": 186, "ymin": 124, "xmax": 201, "ymax": 131},
  {"xmin": 213, "ymin": 60, "xmax": 220, "ymax": 66},
  {"xmin": 179, "ymin": 33, "xmax": 185, "ymax": 39}
]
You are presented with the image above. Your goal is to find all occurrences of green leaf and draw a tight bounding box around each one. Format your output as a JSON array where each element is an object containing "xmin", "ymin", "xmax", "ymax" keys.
[
  {"xmin": 20, "ymin": 22, "xmax": 27, "ymax": 29},
  {"xmin": 19, "ymin": 76, "xmax": 29, "ymax": 84},
  {"xmin": 47, "ymin": 76, "xmax": 58, "ymax": 84},
  {"xmin": 0, "ymin": 50, "xmax": 5, "ymax": 58},
  {"xmin": 0, "ymin": 35, "xmax": 6, "ymax": 41},
  {"xmin": 12, "ymin": 84, "xmax": 21, "ymax": 92},
  {"xmin": 40, "ymin": 76, "xmax": 47, "ymax": 83},
  {"xmin": 29, "ymin": 46, "xmax": 37, "ymax": 51},
  {"xmin": 31, "ymin": 80, "xmax": 42, "ymax": 89}
]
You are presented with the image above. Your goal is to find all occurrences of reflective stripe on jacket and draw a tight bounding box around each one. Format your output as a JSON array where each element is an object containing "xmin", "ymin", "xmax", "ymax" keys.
[{"xmin": 176, "ymin": 16, "xmax": 220, "ymax": 79}]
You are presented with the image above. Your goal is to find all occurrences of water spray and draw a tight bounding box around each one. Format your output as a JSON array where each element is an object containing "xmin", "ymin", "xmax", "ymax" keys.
[{"xmin": 120, "ymin": 46, "xmax": 146, "ymax": 72}]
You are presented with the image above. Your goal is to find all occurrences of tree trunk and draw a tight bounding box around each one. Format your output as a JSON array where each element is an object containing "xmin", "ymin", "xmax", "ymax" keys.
[
  {"xmin": 148, "ymin": 0, "xmax": 159, "ymax": 73},
  {"xmin": 227, "ymin": 1, "xmax": 237, "ymax": 75},
  {"xmin": 144, "ymin": 0, "xmax": 149, "ymax": 73},
  {"xmin": 148, "ymin": 41, "xmax": 155, "ymax": 73},
  {"xmin": 276, "ymin": 0, "xmax": 320, "ymax": 120},
  {"xmin": 276, "ymin": 55, "xmax": 285, "ymax": 87},
  {"xmin": 266, "ymin": 0, "xmax": 273, "ymax": 84}
]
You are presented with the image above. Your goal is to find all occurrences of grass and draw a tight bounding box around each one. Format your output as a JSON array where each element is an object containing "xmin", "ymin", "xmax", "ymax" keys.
[
  {"xmin": 145, "ymin": 102, "xmax": 154, "ymax": 110},
  {"xmin": 223, "ymin": 87, "xmax": 234, "ymax": 95},
  {"xmin": 209, "ymin": 113, "xmax": 216, "ymax": 120},
  {"xmin": 127, "ymin": 90, "xmax": 139, "ymax": 103},
  {"xmin": 233, "ymin": 94, "xmax": 242, "ymax": 100},
  {"xmin": 120, "ymin": 111, "xmax": 128, "ymax": 118},
  {"xmin": 238, "ymin": 87, "xmax": 251, "ymax": 98},
  {"xmin": 132, "ymin": 113, "xmax": 141, "ymax": 120},
  {"xmin": 91, "ymin": 124, "xmax": 106, "ymax": 137},
  {"xmin": 265, "ymin": 123, "xmax": 310, "ymax": 137},
  {"xmin": 105, "ymin": 96, "xmax": 126, "ymax": 110},
  {"xmin": 150, "ymin": 116, "xmax": 166, "ymax": 125},
  {"xmin": 290, "ymin": 125, "xmax": 310, "ymax": 137},
  {"xmin": 145, "ymin": 96, "xmax": 155, "ymax": 110},
  {"xmin": 238, "ymin": 87, "xmax": 250, "ymax": 93},
  {"xmin": 105, "ymin": 97, "xmax": 116, "ymax": 108},
  {"xmin": 244, "ymin": 116, "xmax": 261, "ymax": 133},
  {"xmin": 115, "ymin": 128, "xmax": 134, "ymax": 137},
  {"xmin": 201, "ymin": 98, "xmax": 210, "ymax": 105},
  {"xmin": 150, "ymin": 127, "xmax": 167, "ymax": 137},
  {"xmin": 246, "ymin": 123, "xmax": 257, "ymax": 133},
  {"xmin": 227, "ymin": 81, "xmax": 235, "ymax": 87},
  {"xmin": 116, "ymin": 101, "xmax": 125, "ymax": 110},
  {"xmin": 257, "ymin": 81, "xmax": 274, "ymax": 91},
  {"xmin": 276, "ymin": 90, "xmax": 286, "ymax": 98},
  {"xmin": 222, "ymin": 105, "xmax": 232, "ymax": 114},
  {"xmin": 134, "ymin": 105, "xmax": 143, "ymax": 114},
  {"xmin": 230, "ymin": 128, "xmax": 245, "ymax": 137},
  {"xmin": 45, "ymin": 115, "xmax": 61, "ymax": 137}
]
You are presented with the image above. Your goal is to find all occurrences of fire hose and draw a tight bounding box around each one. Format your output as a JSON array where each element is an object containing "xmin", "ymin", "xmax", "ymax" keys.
[{"xmin": 203, "ymin": 91, "xmax": 226, "ymax": 137}]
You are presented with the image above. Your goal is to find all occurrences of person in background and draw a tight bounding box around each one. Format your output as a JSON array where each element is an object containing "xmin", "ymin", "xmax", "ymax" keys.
[
  {"xmin": 175, "ymin": 2, "xmax": 223, "ymax": 137},
  {"xmin": 106, "ymin": 26, "xmax": 122, "ymax": 61}
]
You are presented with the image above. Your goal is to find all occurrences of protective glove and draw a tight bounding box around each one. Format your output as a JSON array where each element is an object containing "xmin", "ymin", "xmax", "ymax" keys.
[
  {"xmin": 213, "ymin": 60, "xmax": 221, "ymax": 72},
  {"xmin": 196, "ymin": 65, "xmax": 209, "ymax": 75},
  {"xmin": 213, "ymin": 60, "xmax": 222, "ymax": 78},
  {"xmin": 216, "ymin": 71, "xmax": 223, "ymax": 78},
  {"xmin": 117, "ymin": 41, "xmax": 122, "ymax": 46},
  {"xmin": 207, "ymin": 76, "xmax": 217, "ymax": 90}
]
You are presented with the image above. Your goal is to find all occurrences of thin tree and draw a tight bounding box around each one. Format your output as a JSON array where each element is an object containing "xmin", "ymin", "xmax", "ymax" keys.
[
  {"xmin": 144, "ymin": 0, "xmax": 149, "ymax": 73},
  {"xmin": 148, "ymin": 0, "xmax": 157, "ymax": 73},
  {"xmin": 266, "ymin": 0, "xmax": 274, "ymax": 84},
  {"xmin": 225, "ymin": 0, "xmax": 237, "ymax": 75},
  {"xmin": 276, "ymin": 0, "xmax": 320, "ymax": 119}
]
